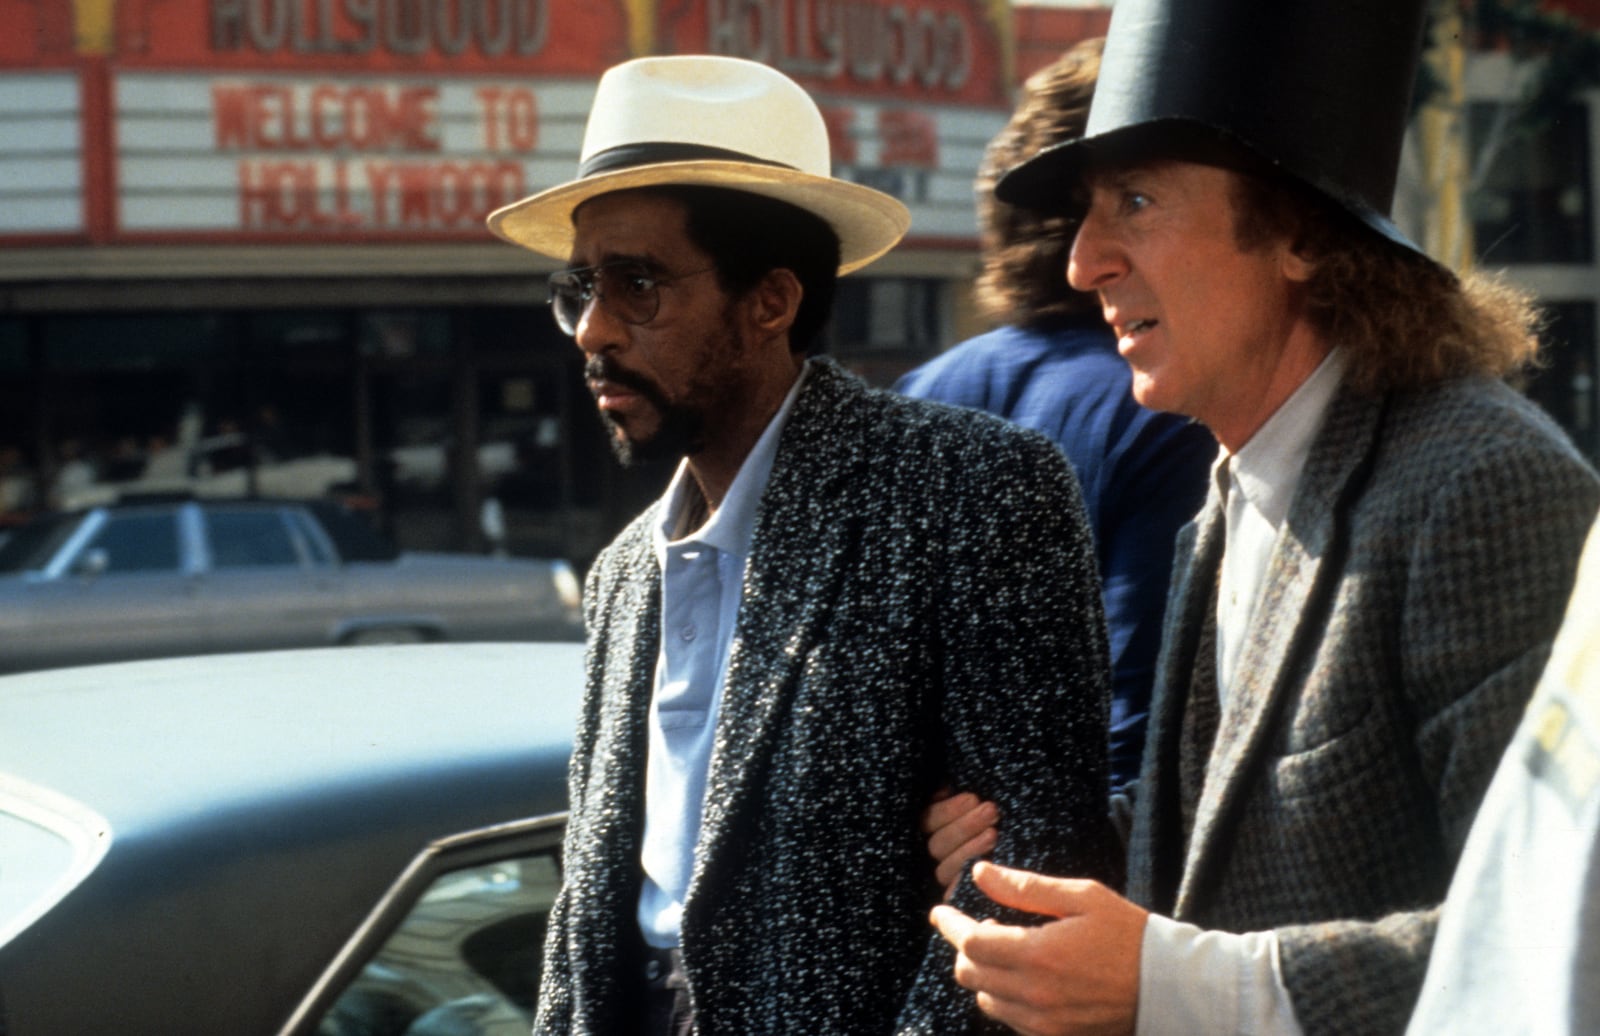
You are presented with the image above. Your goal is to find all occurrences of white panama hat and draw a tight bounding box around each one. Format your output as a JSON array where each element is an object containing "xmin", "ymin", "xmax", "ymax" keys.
[{"xmin": 485, "ymin": 55, "xmax": 911, "ymax": 275}]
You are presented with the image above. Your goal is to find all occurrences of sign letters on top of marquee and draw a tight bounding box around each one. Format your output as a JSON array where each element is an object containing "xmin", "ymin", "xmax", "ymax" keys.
[
  {"xmin": 705, "ymin": 0, "xmax": 974, "ymax": 92},
  {"xmin": 203, "ymin": 0, "xmax": 988, "ymax": 99},
  {"xmin": 209, "ymin": 0, "xmax": 551, "ymax": 57}
]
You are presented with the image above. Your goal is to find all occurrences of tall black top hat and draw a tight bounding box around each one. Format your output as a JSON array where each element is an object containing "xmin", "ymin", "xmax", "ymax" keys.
[{"xmin": 996, "ymin": 0, "xmax": 1431, "ymax": 256}]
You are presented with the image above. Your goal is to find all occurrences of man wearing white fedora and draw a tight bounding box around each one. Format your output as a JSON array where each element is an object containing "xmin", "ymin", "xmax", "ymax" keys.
[{"xmin": 487, "ymin": 55, "xmax": 1120, "ymax": 1035}]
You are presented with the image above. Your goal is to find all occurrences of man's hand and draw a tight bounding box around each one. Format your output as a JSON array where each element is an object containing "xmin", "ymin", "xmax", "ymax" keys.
[
  {"xmin": 930, "ymin": 861, "xmax": 1148, "ymax": 1036},
  {"xmin": 922, "ymin": 788, "xmax": 999, "ymax": 895}
]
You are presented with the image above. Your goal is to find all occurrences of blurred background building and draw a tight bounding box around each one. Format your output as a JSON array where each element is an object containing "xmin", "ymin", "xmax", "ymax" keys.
[{"xmin": 1, "ymin": 0, "xmax": 1596, "ymax": 568}]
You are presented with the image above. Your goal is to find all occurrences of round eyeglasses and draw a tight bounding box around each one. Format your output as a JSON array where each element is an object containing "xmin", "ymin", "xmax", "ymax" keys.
[{"xmin": 547, "ymin": 261, "xmax": 717, "ymax": 336}]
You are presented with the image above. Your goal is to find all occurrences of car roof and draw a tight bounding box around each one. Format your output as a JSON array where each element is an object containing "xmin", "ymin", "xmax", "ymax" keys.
[
  {"xmin": 0, "ymin": 642, "xmax": 580, "ymax": 840},
  {"xmin": 0, "ymin": 497, "xmax": 402, "ymax": 573},
  {"xmin": 0, "ymin": 642, "xmax": 584, "ymax": 1036}
]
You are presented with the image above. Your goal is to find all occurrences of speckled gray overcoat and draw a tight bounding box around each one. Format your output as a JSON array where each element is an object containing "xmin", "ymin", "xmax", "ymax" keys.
[
  {"xmin": 1128, "ymin": 377, "xmax": 1600, "ymax": 1036},
  {"xmin": 535, "ymin": 358, "xmax": 1121, "ymax": 1035}
]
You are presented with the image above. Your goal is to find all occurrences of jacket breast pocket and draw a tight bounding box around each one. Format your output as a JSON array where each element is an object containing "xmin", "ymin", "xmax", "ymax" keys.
[{"xmin": 1265, "ymin": 697, "xmax": 1393, "ymax": 802}]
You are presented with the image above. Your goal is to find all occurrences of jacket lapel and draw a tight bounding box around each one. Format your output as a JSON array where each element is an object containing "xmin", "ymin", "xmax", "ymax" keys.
[
  {"xmin": 599, "ymin": 544, "xmax": 663, "ymax": 830},
  {"xmin": 1176, "ymin": 387, "xmax": 1384, "ymax": 915},
  {"xmin": 687, "ymin": 361, "xmax": 867, "ymax": 901},
  {"xmin": 566, "ymin": 514, "xmax": 661, "ymax": 1020},
  {"xmin": 1132, "ymin": 482, "xmax": 1225, "ymax": 913}
]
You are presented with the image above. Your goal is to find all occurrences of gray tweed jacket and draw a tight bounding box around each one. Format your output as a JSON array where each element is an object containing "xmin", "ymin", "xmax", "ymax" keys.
[
  {"xmin": 535, "ymin": 358, "xmax": 1121, "ymax": 1035},
  {"xmin": 1128, "ymin": 376, "xmax": 1600, "ymax": 1035}
]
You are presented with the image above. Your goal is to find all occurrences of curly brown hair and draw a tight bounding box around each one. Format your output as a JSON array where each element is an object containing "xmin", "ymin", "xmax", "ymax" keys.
[
  {"xmin": 973, "ymin": 38, "xmax": 1104, "ymax": 328},
  {"xmin": 1231, "ymin": 172, "xmax": 1541, "ymax": 393}
]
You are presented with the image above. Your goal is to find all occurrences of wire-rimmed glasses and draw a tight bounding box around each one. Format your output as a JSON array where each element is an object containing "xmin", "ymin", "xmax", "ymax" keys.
[{"xmin": 547, "ymin": 260, "xmax": 717, "ymax": 336}]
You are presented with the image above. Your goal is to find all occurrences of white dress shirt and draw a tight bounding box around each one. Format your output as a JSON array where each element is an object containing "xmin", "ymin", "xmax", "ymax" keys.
[
  {"xmin": 1136, "ymin": 349, "xmax": 1346, "ymax": 1035},
  {"xmin": 636, "ymin": 368, "xmax": 806, "ymax": 948}
]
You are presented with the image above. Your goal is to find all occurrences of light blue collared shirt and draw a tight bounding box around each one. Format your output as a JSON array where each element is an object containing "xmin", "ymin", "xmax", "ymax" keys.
[{"xmin": 636, "ymin": 367, "xmax": 807, "ymax": 948}]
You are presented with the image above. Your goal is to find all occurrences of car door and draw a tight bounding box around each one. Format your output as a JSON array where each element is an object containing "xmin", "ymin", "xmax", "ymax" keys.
[
  {"xmin": 281, "ymin": 815, "xmax": 566, "ymax": 1036},
  {"xmin": 7, "ymin": 507, "xmax": 208, "ymax": 671},
  {"xmin": 193, "ymin": 504, "xmax": 351, "ymax": 653}
]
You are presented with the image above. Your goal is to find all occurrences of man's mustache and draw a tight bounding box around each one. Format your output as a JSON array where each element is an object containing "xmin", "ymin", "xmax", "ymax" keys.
[{"xmin": 584, "ymin": 356, "xmax": 666, "ymax": 403}]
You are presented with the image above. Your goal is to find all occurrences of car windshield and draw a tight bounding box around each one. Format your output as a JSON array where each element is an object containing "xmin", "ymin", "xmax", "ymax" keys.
[
  {"xmin": 0, "ymin": 514, "xmax": 83, "ymax": 573},
  {"xmin": 0, "ymin": 775, "xmax": 112, "ymax": 950}
]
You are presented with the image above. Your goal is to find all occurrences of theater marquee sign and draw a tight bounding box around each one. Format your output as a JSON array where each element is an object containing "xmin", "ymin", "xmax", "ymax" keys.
[{"xmin": 0, "ymin": 0, "xmax": 1011, "ymax": 248}]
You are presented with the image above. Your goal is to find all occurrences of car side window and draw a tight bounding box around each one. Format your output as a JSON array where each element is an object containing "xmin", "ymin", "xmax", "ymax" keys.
[
  {"xmin": 0, "ymin": 513, "xmax": 75, "ymax": 572},
  {"xmin": 290, "ymin": 819, "xmax": 565, "ymax": 1036},
  {"xmin": 85, "ymin": 513, "xmax": 181, "ymax": 573},
  {"xmin": 286, "ymin": 508, "xmax": 338, "ymax": 566},
  {"xmin": 207, "ymin": 509, "xmax": 301, "ymax": 568}
]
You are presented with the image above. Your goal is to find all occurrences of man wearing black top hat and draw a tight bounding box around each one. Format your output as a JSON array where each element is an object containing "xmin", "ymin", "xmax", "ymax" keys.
[{"xmin": 927, "ymin": 1, "xmax": 1600, "ymax": 1033}]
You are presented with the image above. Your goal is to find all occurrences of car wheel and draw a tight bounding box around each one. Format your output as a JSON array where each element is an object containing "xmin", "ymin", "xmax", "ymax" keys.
[{"xmin": 344, "ymin": 627, "xmax": 430, "ymax": 646}]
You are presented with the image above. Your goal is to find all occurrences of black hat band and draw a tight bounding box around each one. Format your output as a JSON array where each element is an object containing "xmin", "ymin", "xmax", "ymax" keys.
[{"xmin": 579, "ymin": 142, "xmax": 797, "ymax": 179}]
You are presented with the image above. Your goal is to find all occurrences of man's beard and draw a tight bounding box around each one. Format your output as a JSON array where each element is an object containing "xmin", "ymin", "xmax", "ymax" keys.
[{"xmin": 586, "ymin": 356, "xmax": 704, "ymax": 468}]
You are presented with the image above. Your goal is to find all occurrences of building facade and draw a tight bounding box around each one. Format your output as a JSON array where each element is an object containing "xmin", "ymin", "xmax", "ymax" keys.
[
  {"xmin": 0, "ymin": 0, "xmax": 1015, "ymax": 562},
  {"xmin": 5, "ymin": 0, "xmax": 1596, "ymax": 565}
]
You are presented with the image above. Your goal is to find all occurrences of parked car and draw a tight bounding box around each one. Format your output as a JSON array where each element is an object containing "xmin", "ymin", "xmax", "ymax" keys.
[
  {"xmin": 0, "ymin": 498, "xmax": 584, "ymax": 674},
  {"xmin": 0, "ymin": 642, "xmax": 583, "ymax": 1035}
]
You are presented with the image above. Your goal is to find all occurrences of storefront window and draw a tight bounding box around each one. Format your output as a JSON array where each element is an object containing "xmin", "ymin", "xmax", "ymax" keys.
[
  {"xmin": 0, "ymin": 319, "xmax": 27, "ymax": 373},
  {"xmin": 358, "ymin": 311, "xmax": 453, "ymax": 360},
  {"xmin": 42, "ymin": 313, "xmax": 224, "ymax": 373},
  {"xmin": 252, "ymin": 311, "xmax": 350, "ymax": 355},
  {"xmin": 1469, "ymin": 100, "xmax": 1594, "ymax": 264},
  {"xmin": 829, "ymin": 276, "xmax": 947, "ymax": 386},
  {"xmin": 0, "ymin": 272, "xmax": 966, "ymax": 561},
  {"xmin": 0, "ymin": 318, "xmax": 35, "ymax": 517},
  {"xmin": 1527, "ymin": 301, "xmax": 1599, "ymax": 462}
]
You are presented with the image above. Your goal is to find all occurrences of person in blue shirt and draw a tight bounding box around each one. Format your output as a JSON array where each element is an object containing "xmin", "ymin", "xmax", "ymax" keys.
[{"xmin": 896, "ymin": 39, "xmax": 1214, "ymax": 790}]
